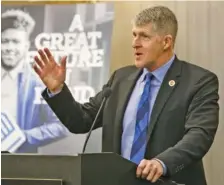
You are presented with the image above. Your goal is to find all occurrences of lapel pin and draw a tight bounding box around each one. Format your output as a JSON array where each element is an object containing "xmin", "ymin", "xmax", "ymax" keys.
[{"xmin": 169, "ymin": 80, "xmax": 175, "ymax": 87}]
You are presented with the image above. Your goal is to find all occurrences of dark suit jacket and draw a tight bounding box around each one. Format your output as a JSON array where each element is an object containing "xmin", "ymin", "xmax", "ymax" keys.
[{"xmin": 42, "ymin": 56, "xmax": 219, "ymax": 185}]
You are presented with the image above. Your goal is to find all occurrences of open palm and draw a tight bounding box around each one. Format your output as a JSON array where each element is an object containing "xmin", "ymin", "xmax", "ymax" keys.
[{"xmin": 33, "ymin": 48, "xmax": 67, "ymax": 93}]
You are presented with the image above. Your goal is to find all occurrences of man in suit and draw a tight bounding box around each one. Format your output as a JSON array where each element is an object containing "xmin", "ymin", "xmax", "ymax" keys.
[
  {"xmin": 1, "ymin": 9, "xmax": 69, "ymax": 153},
  {"xmin": 33, "ymin": 6, "xmax": 219, "ymax": 185}
]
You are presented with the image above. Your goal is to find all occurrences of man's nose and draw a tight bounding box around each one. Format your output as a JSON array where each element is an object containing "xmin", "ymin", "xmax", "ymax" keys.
[
  {"xmin": 132, "ymin": 38, "xmax": 142, "ymax": 48},
  {"xmin": 5, "ymin": 42, "xmax": 16, "ymax": 51}
]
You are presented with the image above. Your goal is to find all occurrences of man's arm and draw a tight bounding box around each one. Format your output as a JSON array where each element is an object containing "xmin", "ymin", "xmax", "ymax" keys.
[
  {"xmin": 20, "ymin": 101, "xmax": 70, "ymax": 146},
  {"xmin": 24, "ymin": 121, "xmax": 70, "ymax": 145},
  {"xmin": 155, "ymin": 72, "xmax": 219, "ymax": 176},
  {"xmin": 42, "ymin": 71, "xmax": 116, "ymax": 134}
]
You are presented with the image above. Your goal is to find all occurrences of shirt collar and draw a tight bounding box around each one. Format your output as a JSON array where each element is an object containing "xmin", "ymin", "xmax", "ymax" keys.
[
  {"xmin": 1, "ymin": 61, "xmax": 25, "ymax": 80},
  {"xmin": 140, "ymin": 54, "xmax": 175, "ymax": 83}
]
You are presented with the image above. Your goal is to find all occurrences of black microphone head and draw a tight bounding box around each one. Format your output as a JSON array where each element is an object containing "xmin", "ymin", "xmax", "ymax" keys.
[{"xmin": 102, "ymin": 87, "xmax": 112, "ymax": 98}]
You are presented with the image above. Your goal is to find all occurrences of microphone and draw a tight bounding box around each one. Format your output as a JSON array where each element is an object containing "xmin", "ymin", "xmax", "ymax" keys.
[{"xmin": 82, "ymin": 87, "xmax": 112, "ymax": 153}]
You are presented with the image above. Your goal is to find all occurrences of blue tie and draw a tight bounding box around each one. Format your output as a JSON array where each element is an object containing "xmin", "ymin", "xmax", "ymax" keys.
[{"xmin": 130, "ymin": 73, "xmax": 152, "ymax": 164}]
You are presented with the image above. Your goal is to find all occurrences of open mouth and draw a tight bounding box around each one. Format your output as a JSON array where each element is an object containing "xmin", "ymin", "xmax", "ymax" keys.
[{"xmin": 135, "ymin": 52, "xmax": 143, "ymax": 57}]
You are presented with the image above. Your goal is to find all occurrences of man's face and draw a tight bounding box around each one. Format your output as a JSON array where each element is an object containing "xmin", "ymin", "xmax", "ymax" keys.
[
  {"xmin": 1, "ymin": 28, "xmax": 29, "ymax": 70},
  {"xmin": 132, "ymin": 23, "xmax": 164, "ymax": 70}
]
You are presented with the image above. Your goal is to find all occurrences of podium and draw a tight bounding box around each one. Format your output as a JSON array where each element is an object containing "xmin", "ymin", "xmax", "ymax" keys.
[{"xmin": 1, "ymin": 152, "xmax": 178, "ymax": 185}]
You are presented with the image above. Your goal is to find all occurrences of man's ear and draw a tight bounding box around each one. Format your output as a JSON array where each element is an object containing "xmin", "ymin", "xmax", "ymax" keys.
[{"xmin": 163, "ymin": 35, "xmax": 173, "ymax": 50}]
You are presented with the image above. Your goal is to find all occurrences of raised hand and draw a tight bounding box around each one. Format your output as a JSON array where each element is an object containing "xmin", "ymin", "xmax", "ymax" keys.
[{"xmin": 33, "ymin": 48, "xmax": 67, "ymax": 93}]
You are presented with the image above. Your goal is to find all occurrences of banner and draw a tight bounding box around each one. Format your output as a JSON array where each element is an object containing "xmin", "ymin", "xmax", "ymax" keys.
[{"xmin": 1, "ymin": 2, "xmax": 114, "ymax": 154}]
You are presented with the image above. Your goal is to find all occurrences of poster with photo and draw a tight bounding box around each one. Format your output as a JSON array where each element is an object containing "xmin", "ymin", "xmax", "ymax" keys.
[{"xmin": 1, "ymin": 2, "xmax": 114, "ymax": 154}]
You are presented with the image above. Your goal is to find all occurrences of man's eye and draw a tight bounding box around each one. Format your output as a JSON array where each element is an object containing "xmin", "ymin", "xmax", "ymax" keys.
[
  {"xmin": 13, "ymin": 40, "xmax": 20, "ymax": 44},
  {"xmin": 1, "ymin": 39, "xmax": 8, "ymax": 43},
  {"xmin": 142, "ymin": 34, "xmax": 150, "ymax": 38}
]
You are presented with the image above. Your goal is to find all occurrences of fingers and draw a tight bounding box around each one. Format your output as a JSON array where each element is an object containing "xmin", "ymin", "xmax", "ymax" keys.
[
  {"xmin": 34, "ymin": 48, "xmax": 57, "ymax": 70},
  {"xmin": 151, "ymin": 168, "xmax": 163, "ymax": 183},
  {"xmin": 44, "ymin": 48, "xmax": 55, "ymax": 64},
  {"xmin": 37, "ymin": 48, "xmax": 57, "ymax": 65},
  {"xmin": 136, "ymin": 159, "xmax": 147, "ymax": 177},
  {"xmin": 33, "ymin": 48, "xmax": 67, "ymax": 77},
  {"xmin": 34, "ymin": 55, "xmax": 44, "ymax": 69},
  {"xmin": 36, "ymin": 48, "xmax": 66, "ymax": 66},
  {"xmin": 146, "ymin": 164, "xmax": 157, "ymax": 181},
  {"xmin": 33, "ymin": 55, "xmax": 44, "ymax": 77},
  {"xmin": 60, "ymin": 56, "xmax": 67, "ymax": 69},
  {"xmin": 136, "ymin": 159, "xmax": 163, "ymax": 183},
  {"xmin": 38, "ymin": 49, "xmax": 48, "ymax": 64},
  {"xmin": 33, "ymin": 48, "xmax": 53, "ymax": 77},
  {"xmin": 33, "ymin": 64, "xmax": 42, "ymax": 77}
]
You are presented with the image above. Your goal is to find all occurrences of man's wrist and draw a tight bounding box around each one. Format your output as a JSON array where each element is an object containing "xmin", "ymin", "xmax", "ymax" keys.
[
  {"xmin": 153, "ymin": 158, "xmax": 167, "ymax": 176},
  {"xmin": 49, "ymin": 84, "xmax": 64, "ymax": 94},
  {"xmin": 47, "ymin": 84, "xmax": 64, "ymax": 97}
]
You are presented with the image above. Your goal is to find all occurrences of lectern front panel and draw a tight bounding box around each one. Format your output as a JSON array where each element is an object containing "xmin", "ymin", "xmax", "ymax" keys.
[{"xmin": 1, "ymin": 154, "xmax": 81, "ymax": 185}]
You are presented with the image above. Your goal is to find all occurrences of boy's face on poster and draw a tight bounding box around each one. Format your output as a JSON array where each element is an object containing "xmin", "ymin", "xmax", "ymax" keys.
[{"xmin": 1, "ymin": 28, "xmax": 30, "ymax": 70}]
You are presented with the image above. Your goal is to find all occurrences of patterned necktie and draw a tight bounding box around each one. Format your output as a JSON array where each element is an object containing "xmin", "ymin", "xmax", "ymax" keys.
[{"xmin": 130, "ymin": 73, "xmax": 152, "ymax": 164}]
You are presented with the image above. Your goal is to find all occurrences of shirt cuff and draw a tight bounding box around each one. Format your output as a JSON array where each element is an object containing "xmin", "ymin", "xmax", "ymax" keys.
[
  {"xmin": 153, "ymin": 158, "xmax": 167, "ymax": 176},
  {"xmin": 47, "ymin": 88, "xmax": 61, "ymax": 98}
]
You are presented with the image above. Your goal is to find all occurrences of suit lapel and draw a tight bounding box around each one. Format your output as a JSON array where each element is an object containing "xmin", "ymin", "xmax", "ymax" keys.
[
  {"xmin": 113, "ymin": 68, "xmax": 142, "ymax": 154},
  {"xmin": 17, "ymin": 72, "xmax": 26, "ymax": 128},
  {"xmin": 18, "ymin": 70, "xmax": 38, "ymax": 129},
  {"xmin": 147, "ymin": 58, "xmax": 182, "ymax": 141}
]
